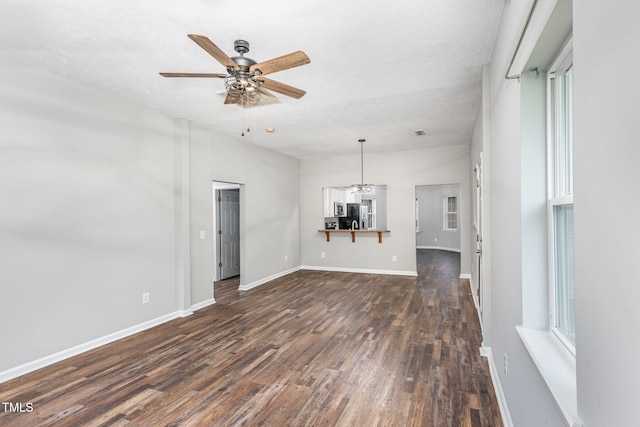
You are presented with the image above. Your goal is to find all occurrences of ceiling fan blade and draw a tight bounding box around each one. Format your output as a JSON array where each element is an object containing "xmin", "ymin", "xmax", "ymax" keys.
[
  {"xmin": 224, "ymin": 91, "xmax": 241, "ymax": 104},
  {"xmin": 159, "ymin": 72, "xmax": 227, "ymax": 78},
  {"xmin": 250, "ymin": 50, "xmax": 310, "ymax": 76},
  {"xmin": 258, "ymin": 77, "xmax": 306, "ymax": 99},
  {"xmin": 187, "ymin": 34, "xmax": 238, "ymax": 70}
]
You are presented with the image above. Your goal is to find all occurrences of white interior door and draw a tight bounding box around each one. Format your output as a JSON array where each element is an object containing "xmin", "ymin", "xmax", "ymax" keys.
[{"xmin": 218, "ymin": 189, "xmax": 240, "ymax": 280}]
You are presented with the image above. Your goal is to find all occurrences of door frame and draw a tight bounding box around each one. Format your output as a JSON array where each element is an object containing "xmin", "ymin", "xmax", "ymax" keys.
[
  {"xmin": 212, "ymin": 181, "xmax": 241, "ymax": 282},
  {"xmin": 473, "ymin": 153, "xmax": 485, "ymax": 321}
]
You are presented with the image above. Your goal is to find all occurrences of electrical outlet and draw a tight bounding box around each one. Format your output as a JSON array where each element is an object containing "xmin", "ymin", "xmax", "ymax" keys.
[
  {"xmin": 392, "ymin": 255, "xmax": 397, "ymax": 262},
  {"xmin": 142, "ymin": 292, "xmax": 150, "ymax": 305},
  {"xmin": 504, "ymin": 353, "xmax": 508, "ymax": 377},
  {"xmin": 284, "ymin": 255, "xmax": 288, "ymax": 262},
  {"xmin": 321, "ymin": 252, "xmax": 326, "ymax": 258},
  {"xmin": 434, "ymin": 237, "xmax": 438, "ymax": 242}
]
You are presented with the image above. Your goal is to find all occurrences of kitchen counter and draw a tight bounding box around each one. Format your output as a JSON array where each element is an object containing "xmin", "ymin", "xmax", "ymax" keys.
[{"xmin": 318, "ymin": 229, "xmax": 390, "ymax": 243}]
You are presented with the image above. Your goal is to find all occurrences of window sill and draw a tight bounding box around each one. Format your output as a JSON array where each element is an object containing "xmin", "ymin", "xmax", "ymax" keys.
[{"xmin": 516, "ymin": 326, "xmax": 583, "ymax": 427}]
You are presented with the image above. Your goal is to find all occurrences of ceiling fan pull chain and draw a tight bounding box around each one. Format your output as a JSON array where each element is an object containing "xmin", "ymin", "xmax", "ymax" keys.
[{"xmin": 241, "ymin": 99, "xmax": 250, "ymax": 136}]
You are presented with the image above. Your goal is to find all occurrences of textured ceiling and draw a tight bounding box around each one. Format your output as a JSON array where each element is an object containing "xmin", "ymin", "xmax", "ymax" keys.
[{"xmin": 0, "ymin": 0, "xmax": 503, "ymax": 159}]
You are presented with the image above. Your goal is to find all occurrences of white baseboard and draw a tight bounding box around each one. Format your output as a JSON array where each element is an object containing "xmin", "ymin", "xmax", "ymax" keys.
[
  {"xmin": 190, "ymin": 298, "xmax": 216, "ymax": 312},
  {"xmin": 459, "ymin": 273, "xmax": 472, "ymax": 280},
  {"xmin": 177, "ymin": 309, "xmax": 194, "ymax": 317},
  {"xmin": 0, "ymin": 311, "xmax": 180, "ymax": 384},
  {"xmin": 0, "ymin": 299, "xmax": 218, "ymax": 384},
  {"xmin": 301, "ymin": 265, "xmax": 418, "ymax": 277},
  {"xmin": 237, "ymin": 265, "xmax": 418, "ymax": 293},
  {"xmin": 239, "ymin": 266, "xmax": 302, "ymax": 291},
  {"xmin": 480, "ymin": 346, "xmax": 514, "ymax": 427}
]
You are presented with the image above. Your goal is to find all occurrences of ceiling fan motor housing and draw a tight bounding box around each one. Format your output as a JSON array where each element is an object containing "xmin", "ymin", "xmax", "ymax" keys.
[
  {"xmin": 230, "ymin": 40, "xmax": 256, "ymax": 72},
  {"xmin": 231, "ymin": 56, "xmax": 256, "ymax": 69}
]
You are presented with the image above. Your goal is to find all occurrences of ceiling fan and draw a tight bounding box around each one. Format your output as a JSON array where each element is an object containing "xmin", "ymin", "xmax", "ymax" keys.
[{"xmin": 160, "ymin": 35, "xmax": 310, "ymax": 106}]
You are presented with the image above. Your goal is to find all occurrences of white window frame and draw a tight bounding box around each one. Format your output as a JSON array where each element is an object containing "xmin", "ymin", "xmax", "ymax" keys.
[
  {"xmin": 547, "ymin": 37, "xmax": 575, "ymax": 355},
  {"xmin": 443, "ymin": 195, "xmax": 458, "ymax": 231}
]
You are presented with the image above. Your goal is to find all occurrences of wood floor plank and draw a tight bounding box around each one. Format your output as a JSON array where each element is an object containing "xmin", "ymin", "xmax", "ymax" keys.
[{"xmin": 0, "ymin": 250, "xmax": 502, "ymax": 426}]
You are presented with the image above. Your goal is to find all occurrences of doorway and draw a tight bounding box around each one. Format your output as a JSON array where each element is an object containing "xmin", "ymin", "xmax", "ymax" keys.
[
  {"xmin": 213, "ymin": 181, "xmax": 241, "ymax": 281},
  {"xmin": 414, "ymin": 184, "xmax": 461, "ymax": 252}
]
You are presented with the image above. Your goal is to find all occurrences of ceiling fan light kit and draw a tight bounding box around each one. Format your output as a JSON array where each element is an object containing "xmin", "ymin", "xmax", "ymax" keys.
[{"xmin": 160, "ymin": 35, "xmax": 310, "ymax": 107}]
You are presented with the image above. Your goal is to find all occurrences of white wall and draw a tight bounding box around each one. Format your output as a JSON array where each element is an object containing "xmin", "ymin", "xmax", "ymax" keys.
[
  {"xmin": 0, "ymin": 64, "xmax": 302, "ymax": 377},
  {"xmin": 471, "ymin": 0, "xmax": 570, "ymax": 425},
  {"xmin": 469, "ymin": 68, "xmax": 492, "ymax": 338},
  {"xmin": 573, "ymin": 1, "xmax": 640, "ymax": 425},
  {"xmin": 188, "ymin": 124, "xmax": 301, "ymax": 293},
  {"xmin": 0, "ymin": 65, "xmax": 177, "ymax": 372},
  {"xmin": 301, "ymin": 145, "xmax": 471, "ymax": 276},
  {"xmin": 477, "ymin": 0, "xmax": 640, "ymax": 425}
]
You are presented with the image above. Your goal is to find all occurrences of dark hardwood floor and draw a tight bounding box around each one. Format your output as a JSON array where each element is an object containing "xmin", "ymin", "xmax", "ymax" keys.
[{"xmin": 0, "ymin": 250, "xmax": 502, "ymax": 426}]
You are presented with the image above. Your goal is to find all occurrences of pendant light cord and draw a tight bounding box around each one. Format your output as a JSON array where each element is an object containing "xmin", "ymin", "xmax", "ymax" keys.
[
  {"xmin": 360, "ymin": 140, "xmax": 364, "ymax": 186},
  {"xmin": 359, "ymin": 138, "xmax": 366, "ymax": 186}
]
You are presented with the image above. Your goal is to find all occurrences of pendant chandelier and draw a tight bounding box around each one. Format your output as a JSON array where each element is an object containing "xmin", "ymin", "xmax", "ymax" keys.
[{"xmin": 351, "ymin": 139, "xmax": 374, "ymax": 193}]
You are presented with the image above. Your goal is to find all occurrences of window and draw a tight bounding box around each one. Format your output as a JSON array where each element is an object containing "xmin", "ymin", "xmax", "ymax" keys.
[
  {"xmin": 444, "ymin": 195, "xmax": 458, "ymax": 231},
  {"xmin": 547, "ymin": 40, "xmax": 575, "ymax": 351}
]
